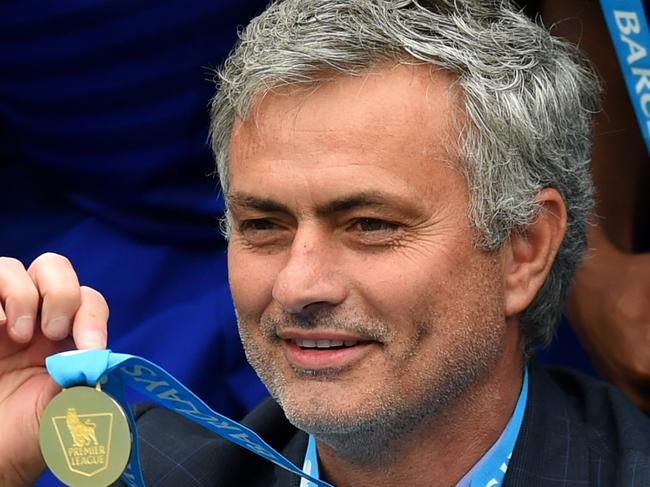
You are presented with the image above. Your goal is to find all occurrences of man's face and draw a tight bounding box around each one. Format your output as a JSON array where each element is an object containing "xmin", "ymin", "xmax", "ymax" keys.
[{"xmin": 227, "ymin": 65, "xmax": 513, "ymax": 438}]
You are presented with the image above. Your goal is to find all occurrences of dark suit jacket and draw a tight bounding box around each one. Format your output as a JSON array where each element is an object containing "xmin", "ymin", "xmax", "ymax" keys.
[{"xmin": 119, "ymin": 363, "xmax": 650, "ymax": 486}]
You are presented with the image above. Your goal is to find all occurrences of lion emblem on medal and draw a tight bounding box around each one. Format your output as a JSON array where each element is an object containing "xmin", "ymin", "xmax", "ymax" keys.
[{"xmin": 65, "ymin": 408, "xmax": 99, "ymax": 447}]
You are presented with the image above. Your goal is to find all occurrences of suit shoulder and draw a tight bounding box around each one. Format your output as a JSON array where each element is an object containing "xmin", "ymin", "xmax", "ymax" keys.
[
  {"xmin": 544, "ymin": 366, "xmax": 650, "ymax": 454},
  {"xmin": 507, "ymin": 363, "xmax": 650, "ymax": 486}
]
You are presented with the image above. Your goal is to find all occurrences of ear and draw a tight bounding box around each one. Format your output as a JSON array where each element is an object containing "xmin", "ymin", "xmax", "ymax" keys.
[{"xmin": 503, "ymin": 188, "xmax": 567, "ymax": 318}]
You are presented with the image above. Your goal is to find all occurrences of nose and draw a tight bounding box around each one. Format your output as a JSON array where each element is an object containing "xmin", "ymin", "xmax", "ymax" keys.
[{"xmin": 272, "ymin": 228, "xmax": 347, "ymax": 315}]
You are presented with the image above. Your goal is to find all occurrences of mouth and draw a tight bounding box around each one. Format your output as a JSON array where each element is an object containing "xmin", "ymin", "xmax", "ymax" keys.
[
  {"xmin": 291, "ymin": 338, "xmax": 362, "ymax": 350},
  {"xmin": 279, "ymin": 332, "xmax": 378, "ymax": 370}
]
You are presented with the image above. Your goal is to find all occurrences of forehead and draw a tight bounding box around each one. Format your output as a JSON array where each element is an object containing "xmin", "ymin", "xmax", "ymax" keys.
[{"xmin": 228, "ymin": 64, "xmax": 466, "ymax": 207}]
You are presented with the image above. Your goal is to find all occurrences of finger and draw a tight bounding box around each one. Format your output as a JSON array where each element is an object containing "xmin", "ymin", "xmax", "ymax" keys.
[
  {"xmin": 0, "ymin": 257, "xmax": 39, "ymax": 343},
  {"xmin": 27, "ymin": 253, "xmax": 81, "ymax": 341},
  {"xmin": 72, "ymin": 286, "xmax": 109, "ymax": 350},
  {"xmin": 0, "ymin": 298, "xmax": 6, "ymax": 327}
]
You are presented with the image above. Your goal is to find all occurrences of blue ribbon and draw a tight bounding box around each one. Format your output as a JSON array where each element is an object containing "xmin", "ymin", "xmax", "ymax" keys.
[
  {"xmin": 300, "ymin": 434, "xmax": 320, "ymax": 487},
  {"xmin": 600, "ymin": 0, "xmax": 650, "ymax": 155},
  {"xmin": 45, "ymin": 350, "xmax": 333, "ymax": 487},
  {"xmin": 468, "ymin": 369, "xmax": 528, "ymax": 487}
]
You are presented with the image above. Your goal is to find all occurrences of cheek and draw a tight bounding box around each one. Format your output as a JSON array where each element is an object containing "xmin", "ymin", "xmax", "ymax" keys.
[
  {"xmin": 227, "ymin": 246, "xmax": 278, "ymax": 320},
  {"xmin": 355, "ymin": 249, "xmax": 503, "ymax": 340},
  {"xmin": 353, "ymin": 253, "xmax": 459, "ymax": 318}
]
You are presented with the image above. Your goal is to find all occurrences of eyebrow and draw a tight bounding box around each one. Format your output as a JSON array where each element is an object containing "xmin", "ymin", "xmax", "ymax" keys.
[
  {"xmin": 228, "ymin": 191, "xmax": 419, "ymax": 217},
  {"xmin": 228, "ymin": 194, "xmax": 291, "ymax": 214},
  {"xmin": 316, "ymin": 192, "xmax": 409, "ymax": 216}
]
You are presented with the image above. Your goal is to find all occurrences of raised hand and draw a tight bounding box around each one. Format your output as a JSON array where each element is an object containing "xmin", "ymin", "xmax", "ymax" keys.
[{"xmin": 0, "ymin": 253, "xmax": 108, "ymax": 486}]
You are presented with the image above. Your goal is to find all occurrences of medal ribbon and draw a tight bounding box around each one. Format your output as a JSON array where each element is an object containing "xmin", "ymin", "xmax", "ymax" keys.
[
  {"xmin": 600, "ymin": 0, "xmax": 650, "ymax": 155},
  {"xmin": 45, "ymin": 349, "xmax": 333, "ymax": 487}
]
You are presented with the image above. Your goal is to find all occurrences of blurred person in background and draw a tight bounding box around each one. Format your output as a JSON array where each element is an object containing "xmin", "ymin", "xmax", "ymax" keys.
[{"xmin": 519, "ymin": 0, "xmax": 650, "ymax": 411}]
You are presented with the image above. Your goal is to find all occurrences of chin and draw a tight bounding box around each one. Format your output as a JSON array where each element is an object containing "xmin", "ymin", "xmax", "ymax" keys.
[{"xmin": 281, "ymin": 393, "xmax": 377, "ymax": 436}]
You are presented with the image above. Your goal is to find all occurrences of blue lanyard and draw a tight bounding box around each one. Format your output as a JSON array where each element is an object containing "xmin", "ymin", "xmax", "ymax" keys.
[
  {"xmin": 467, "ymin": 368, "xmax": 528, "ymax": 487},
  {"xmin": 45, "ymin": 350, "xmax": 333, "ymax": 487},
  {"xmin": 600, "ymin": 0, "xmax": 650, "ymax": 155},
  {"xmin": 299, "ymin": 369, "xmax": 529, "ymax": 487},
  {"xmin": 300, "ymin": 434, "xmax": 320, "ymax": 487}
]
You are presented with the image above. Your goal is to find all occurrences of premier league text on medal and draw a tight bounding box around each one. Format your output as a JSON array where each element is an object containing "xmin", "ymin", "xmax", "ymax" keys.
[{"xmin": 55, "ymin": 408, "xmax": 110, "ymax": 469}]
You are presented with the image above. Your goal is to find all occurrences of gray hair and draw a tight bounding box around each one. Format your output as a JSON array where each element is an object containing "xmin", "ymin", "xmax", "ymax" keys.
[{"xmin": 210, "ymin": 0, "xmax": 601, "ymax": 351}]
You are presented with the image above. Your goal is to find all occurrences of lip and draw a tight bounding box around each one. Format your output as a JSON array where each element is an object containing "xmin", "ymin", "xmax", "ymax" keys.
[
  {"xmin": 281, "ymin": 336, "xmax": 377, "ymax": 370},
  {"xmin": 277, "ymin": 330, "xmax": 371, "ymax": 342}
]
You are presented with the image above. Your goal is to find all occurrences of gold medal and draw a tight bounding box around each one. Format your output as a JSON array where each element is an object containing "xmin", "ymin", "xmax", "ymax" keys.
[{"xmin": 39, "ymin": 385, "xmax": 132, "ymax": 487}]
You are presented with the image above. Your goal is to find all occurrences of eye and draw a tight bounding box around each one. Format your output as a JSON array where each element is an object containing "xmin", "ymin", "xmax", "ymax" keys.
[
  {"xmin": 239, "ymin": 219, "xmax": 277, "ymax": 231},
  {"xmin": 235, "ymin": 218, "xmax": 292, "ymax": 250},
  {"xmin": 354, "ymin": 218, "xmax": 400, "ymax": 232}
]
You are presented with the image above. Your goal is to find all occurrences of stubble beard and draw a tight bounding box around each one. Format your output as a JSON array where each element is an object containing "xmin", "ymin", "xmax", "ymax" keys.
[{"xmin": 238, "ymin": 305, "xmax": 507, "ymax": 466}]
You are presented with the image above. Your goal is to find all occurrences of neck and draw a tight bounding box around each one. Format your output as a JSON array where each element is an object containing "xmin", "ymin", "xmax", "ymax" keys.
[{"xmin": 315, "ymin": 331, "xmax": 525, "ymax": 487}]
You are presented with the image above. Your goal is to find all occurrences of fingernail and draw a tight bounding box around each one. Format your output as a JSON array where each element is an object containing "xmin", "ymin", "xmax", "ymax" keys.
[
  {"xmin": 12, "ymin": 316, "xmax": 33, "ymax": 342},
  {"xmin": 46, "ymin": 316, "xmax": 71, "ymax": 340},
  {"xmin": 80, "ymin": 330, "xmax": 106, "ymax": 349}
]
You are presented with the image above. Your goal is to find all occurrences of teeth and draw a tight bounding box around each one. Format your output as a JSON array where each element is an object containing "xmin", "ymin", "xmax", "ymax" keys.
[{"xmin": 295, "ymin": 339, "xmax": 360, "ymax": 349}]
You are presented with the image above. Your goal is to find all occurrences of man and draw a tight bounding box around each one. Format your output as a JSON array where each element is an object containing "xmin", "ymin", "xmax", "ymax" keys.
[{"xmin": 1, "ymin": 1, "xmax": 649, "ymax": 486}]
